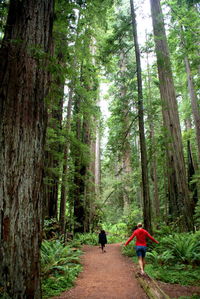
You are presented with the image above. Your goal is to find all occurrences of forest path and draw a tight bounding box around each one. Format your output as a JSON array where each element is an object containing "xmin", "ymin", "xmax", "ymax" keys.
[{"xmin": 51, "ymin": 243, "xmax": 148, "ymax": 299}]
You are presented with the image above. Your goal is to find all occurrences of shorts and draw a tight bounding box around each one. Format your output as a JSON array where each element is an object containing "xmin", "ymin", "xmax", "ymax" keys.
[{"xmin": 135, "ymin": 246, "xmax": 147, "ymax": 258}]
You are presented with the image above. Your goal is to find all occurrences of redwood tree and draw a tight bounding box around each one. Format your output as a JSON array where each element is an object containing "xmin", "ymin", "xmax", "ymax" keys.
[
  {"xmin": 149, "ymin": 0, "xmax": 193, "ymax": 231},
  {"xmin": 130, "ymin": 0, "xmax": 152, "ymax": 233},
  {"xmin": 0, "ymin": 0, "xmax": 54, "ymax": 297}
]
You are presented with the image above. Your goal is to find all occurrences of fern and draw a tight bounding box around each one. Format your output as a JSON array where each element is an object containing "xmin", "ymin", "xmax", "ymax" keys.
[
  {"xmin": 160, "ymin": 233, "xmax": 200, "ymax": 264},
  {"xmin": 41, "ymin": 240, "xmax": 82, "ymax": 298}
]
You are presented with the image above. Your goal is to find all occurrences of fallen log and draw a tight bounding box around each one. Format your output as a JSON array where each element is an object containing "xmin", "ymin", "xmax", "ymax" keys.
[{"xmin": 135, "ymin": 272, "xmax": 171, "ymax": 299}]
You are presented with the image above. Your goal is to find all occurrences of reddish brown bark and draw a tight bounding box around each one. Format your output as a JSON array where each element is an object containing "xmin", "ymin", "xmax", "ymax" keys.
[
  {"xmin": 0, "ymin": 0, "xmax": 54, "ymax": 297},
  {"xmin": 149, "ymin": 0, "xmax": 193, "ymax": 231}
]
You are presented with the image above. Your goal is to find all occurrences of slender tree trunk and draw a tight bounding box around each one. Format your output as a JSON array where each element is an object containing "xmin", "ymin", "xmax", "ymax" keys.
[
  {"xmin": 95, "ymin": 121, "xmax": 101, "ymax": 195},
  {"xmin": 73, "ymin": 91, "xmax": 85, "ymax": 233},
  {"xmin": 130, "ymin": 0, "xmax": 152, "ymax": 233},
  {"xmin": 185, "ymin": 119, "xmax": 198, "ymax": 213},
  {"xmin": 0, "ymin": 0, "xmax": 54, "ymax": 297},
  {"xmin": 82, "ymin": 115, "xmax": 91, "ymax": 233},
  {"xmin": 184, "ymin": 56, "xmax": 200, "ymax": 162},
  {"xmin": 149, "ymin": 0, "xmax": 193, "ymax": 231},
  {"xmin": 145, "ymin": 42, "xmax": 160, "ymax": 219},
  {"xmin": 59, "ymin": 88, "xmax": 73, "ymax": 233},
  {"xmin": 119, "ymin": 51, "xmax": 132, "ymax": 213},
  {"xmin": 87, "ymin": 134, "xmax": 96, "ymax": 231}
]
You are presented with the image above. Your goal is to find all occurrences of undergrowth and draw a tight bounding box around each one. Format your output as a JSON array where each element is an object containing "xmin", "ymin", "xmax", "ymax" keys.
[
  {"xmin": 73, "ymin": 231, "xmax": 124, "ymax": 245},
  {"xmin": 41, "ymin": 240, "xmax": 82, "ymax": 298},
  {"xmin": 145, "ymin": 264, "xmax": 200, "ymax": 286},
  {"xmin": 122, "ymin": 231, "xmax": 200, "ymax": 287}
]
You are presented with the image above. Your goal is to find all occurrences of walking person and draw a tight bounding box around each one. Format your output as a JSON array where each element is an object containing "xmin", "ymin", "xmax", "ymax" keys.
[
  {"xmin": 124, "ymin": 223, "xmax": 159, "ymax": 274},
  {"xmin": 98, "ymin": 230, "xmax": 107, "ymax": 253}
]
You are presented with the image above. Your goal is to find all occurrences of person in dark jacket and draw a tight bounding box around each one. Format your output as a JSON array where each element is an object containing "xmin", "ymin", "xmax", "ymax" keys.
[{"xmin": 98, "ymin": 230, "xmax": 107, "ymax": 253}]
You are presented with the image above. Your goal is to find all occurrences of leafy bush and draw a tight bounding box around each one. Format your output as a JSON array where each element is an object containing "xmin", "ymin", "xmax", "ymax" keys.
[
  {"xmin": 146, "ymin": 250, "xmax": 175, "ymax": 265},
  {"xmin": 144, "ymin": 232, "xmax": 200, "ymax": 287},
  {"xmin": 160, "ymin": 233, "xmax": 200, "ymax": 265},
  {"xmin": 122, "ymin": 232, "xmax": 200, "ymax": 287},
  {"xmin": 74, "ymin": 233, "xmax": 99, "ymax": 245},
  {"xmin": 43, "ymin": 218, "xmax": 60, "ymax": 240},
  {"xmin": 103, "ymin": 222, "xmax": 128, "ymax": 242},
  {"xmin": 73, "ymin": 231, "xmax": 125, "ymax": 245},
  {"xmin": 107, "ymin": 234, "xmax": 124, "ymax": 243},
  {"xmin": 121, "ymin": 244, "xmax": 135, "ymax": 257},
  {"xmin": 194, "ymin": 198, "xmax": 200, "ymax": 229},
  {"xmin": 41, "ymin": 240, "xmax": 82, "ymax": 298}
]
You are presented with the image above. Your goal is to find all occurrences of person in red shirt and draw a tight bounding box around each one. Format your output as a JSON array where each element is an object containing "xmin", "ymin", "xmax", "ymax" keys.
[{"xmin": 124, "ymin": 223, "xmax": 159, "ymax": 275}]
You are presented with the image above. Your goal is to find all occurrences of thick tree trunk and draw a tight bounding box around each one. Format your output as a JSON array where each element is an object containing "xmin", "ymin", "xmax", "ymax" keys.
[
  {"xmin": 0, "ymin": 0, "xmax": 54, "ymax": 298},
  {"xmin": 130, "ymin": 0, "xmax": 152, "ymax": 233},
  {"xmin": 149, "ymin": 0, "xmax": 193, "ymax": 231}
]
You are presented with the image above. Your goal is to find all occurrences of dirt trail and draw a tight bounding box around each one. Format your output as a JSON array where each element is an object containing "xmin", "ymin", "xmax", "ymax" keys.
[{"xmin": 51, "ymin": 243, "xmax": 148, "ymax": 299}]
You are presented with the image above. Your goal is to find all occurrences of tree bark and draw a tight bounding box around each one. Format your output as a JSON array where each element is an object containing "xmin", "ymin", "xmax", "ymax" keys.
[
  {"xmin": 149, "ymin": 0, "xmax": 193, "ymax": 231},
  {"xmin": 73, "ymin": 90, "xmax": 85, "ymax": 233},
  {"xmin": 118, "ymin": 50, "xmax": 132, "ymax": 214},
  {"xmin": 130, "ymin": 0, "xmax": 152, "ymax": 233},
  {"xmin": 184, "ymin": 55, "xmax": 200, "ymax": 162},
  {"xmin": 145, "ymin": 41, "xmax": 160, "ymax": 219},
  {"xmin": 59, "ymin": 88, "xmax": 73, "ymax": 233},
  {"xmin": 0, "ymin": 0, "xmax": 54, "ymax": 298},
  {"xmin": 185, "ymin": 119, "xmax": 198, "ymax": 213}
]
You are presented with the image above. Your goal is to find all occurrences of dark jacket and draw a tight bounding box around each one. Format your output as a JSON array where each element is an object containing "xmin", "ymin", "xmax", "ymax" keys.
[{"xmin": 98, "ymin": 231, "xmax": 107, "ymax": 244}]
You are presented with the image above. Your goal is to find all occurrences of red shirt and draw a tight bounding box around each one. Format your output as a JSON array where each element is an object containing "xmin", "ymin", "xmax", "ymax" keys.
[{"xmin": 125, "ymin": 228, "xmax": 159, "ymax": 246}]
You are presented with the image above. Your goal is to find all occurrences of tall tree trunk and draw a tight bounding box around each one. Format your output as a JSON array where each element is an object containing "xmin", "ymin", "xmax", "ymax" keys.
[
  {"xmin": 45, "ymin": 92, "xmax": 63, "ymax": 219},
  {"xmin": 185, "ymin": 119, "xmax": 198, "ymax": 213},
  {"xmin": 149, "ymin": 0, "xmax": 193, "ymax": 231},
  {"xmin": 130, "ymin": 0, "xmax": 152, "ymax": 233},
  {"xmin": 145, "ymin": 40, "xmax": 160, "ymax": 219},
  {"xmin": 0, "ymin": 0, "xmax": 54, "ymax": 297},
  {"xmin": 73, "ymin": 91, "xmax": 85, "ymax": 233},
  {"xmin": 119, "ymin": 50, "xmax": 132, "ymax": 214},
  {"xmin": 184, "ymin": 55, "xmax": 200, "ymax": 162},
  {"xmin": 95, "ymin": 121, "xmax": 101, "ymax": 195},
  {"xmin": 59, "ymin": 88, "xmax": 73, "ymax": 233},
  {"xmin": 82, "ymin": 114, "xmax": 91, "ymax": 233}
]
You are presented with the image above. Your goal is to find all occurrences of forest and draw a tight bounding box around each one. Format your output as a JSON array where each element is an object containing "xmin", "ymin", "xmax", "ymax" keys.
[{"xmin": 0, "ymin": 0, "xmax": 200, "ymax": 298}]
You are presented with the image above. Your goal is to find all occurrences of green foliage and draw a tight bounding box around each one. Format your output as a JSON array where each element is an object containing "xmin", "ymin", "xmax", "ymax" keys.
[
  {"xmin": 159, "ymin": 233, "xmax": 200, "ymax": 264},
  {"xmin": 0, "ymin": 0, "xmax": 8, "ymax": 38},
  {"xmin": 146, "ymin": 250, "xmax": 175, "ymax": 265},
  {"xmin": 144, "ymin": 232, "xmax": 200, "ymax": 286},
  {"xmin": 145, "ymin": 263, "xmax": 200, "ymax": 286},
  {"xmin": 177, "ymin": 296, "xmax": 200, "ymax": 299},
  {"xmin": 122, "ymin": 244, "xmax": 135, "ymax": 257},
  {"xmin": 74, "ymin": 233, "xmax": 99, "ymax": 245},
  {"xmin": 194, "ymin": 198, "xmax": 200, "ymax": 229},
  {"xmin": 41, "ymin": 240, "xmax": 82, "ymax": 298},
  {"xmin": 43, "ymin": 218, "xmax": 60, "ymax": 240},
  {"xmin": 104, "ymin": 222, "xmax": 127, "ymax": 243},
  {"xmin": 144, "ymin": 232, "xmax": 200, "ymax": 266},
  {"xmin": 122, "ymin": 232, "xmax": 200, "ymax": 287}
]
